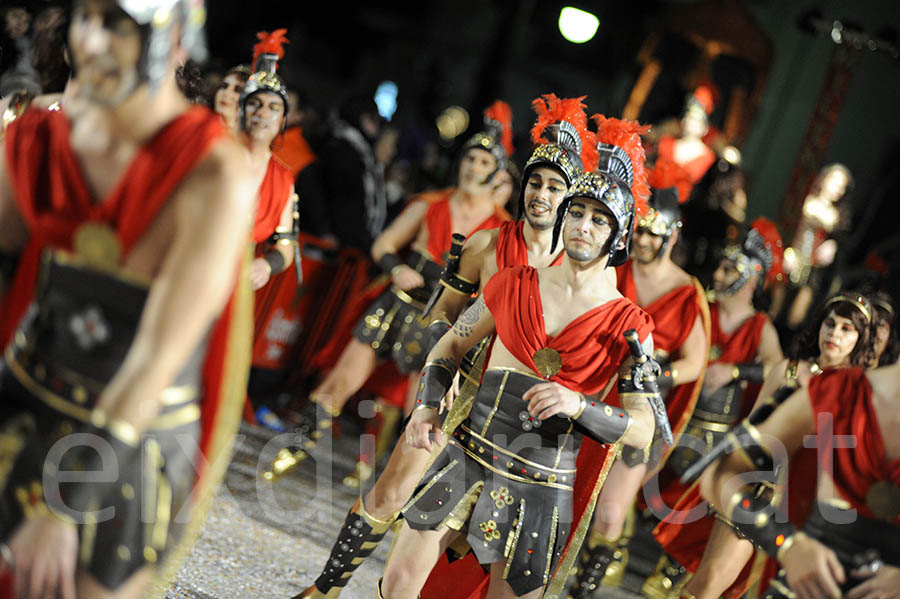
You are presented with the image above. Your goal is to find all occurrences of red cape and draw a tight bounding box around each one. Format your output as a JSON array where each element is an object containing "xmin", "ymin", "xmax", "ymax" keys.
[
  {"xmin": 653, "ymin": 303, "xmax": 769, "ymax": 573},
  {"xmin": 421, "ymin": 265, "xmax": 652, "ymax": 599},
  {"xmin": 1, "ymin": 106, "xmax": 249, "ymax": 475},
  {"xmin": 615, "ymin": 260, "xmax": 710, "ymax": 480},
  {"xmin": 495, "ymin": 220, "xmax": 564, "ymax": 270},
  {"xmin": 423, "ymin": 189, "xmax": 510, "ymax": 263},
  {"xmin": 251, "ymin": 155, "xmax": 294, "ymax": 244}
]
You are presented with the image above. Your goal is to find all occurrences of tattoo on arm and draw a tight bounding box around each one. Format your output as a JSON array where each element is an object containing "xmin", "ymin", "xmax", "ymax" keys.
[{"xmin": 452, "ymin": 296, "xmax": 485, "ymax": 338}]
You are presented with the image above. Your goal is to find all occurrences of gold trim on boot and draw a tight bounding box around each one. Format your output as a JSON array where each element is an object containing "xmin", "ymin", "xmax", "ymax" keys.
[
  {"xmin": 263, "ymin": 396, "xmax": 341, "ymax": 481},
  {"xmin": 640, "ymin": 554, "xmax": 691, "ymax": 599},
  {"xmin": 599, "ymin": 503, "xmax": 636, "ymax": 588}
]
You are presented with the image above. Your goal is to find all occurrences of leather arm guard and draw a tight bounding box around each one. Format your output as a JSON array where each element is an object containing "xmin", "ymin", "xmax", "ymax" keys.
[
  {"xmin": 44, "ymin": 418, "xmax": 141, "ymax": 523},
  {"xmin": 422, "ymin": 233, "xmax": 470, "ymax": 318},
  {"xmin": 573, "ymin": 396, "xmax": 632, "ymax": 445},
  {"xmin": 425, "ymin": 319, "xmax": 452, "ymax": 355},
  {"xmin": 377, "ymin": 252, "xmax": 402, "ymax": 274},
  {"xmin": 680, "ymin": 419, "xmax": 774, "ymax": 484},
  {"xmin": 732, "ymin": 363, "xmax": 765, "ymax": 384},
  {"xmin": 656, "ymin": 361, "xmax": 675, "ymax": 397},
  {"xmin": 263, "ymin": 249, "xmax": 286, "ymax": 274},
  {"xmin": 414, "ymin": 360, "xmax": 455, "ymax": 411},
  {"xmin": 725, "ymin": 489, "xmax": 797, "ymax": 559}
]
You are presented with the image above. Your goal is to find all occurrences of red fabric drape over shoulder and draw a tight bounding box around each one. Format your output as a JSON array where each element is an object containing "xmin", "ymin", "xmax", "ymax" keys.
[
  {"xmin": 1, "ymin": 106, "xmax": 246, "ymax": 467},
  {"xmin": 485, "ymin": 265, "xmax": 653, "ymax": 396},
  {"xmin": 422, "ymin": 190, "xmax": 510, "ymax": 263},
  {"xmin": 809, "ymin": 368, "xmax": 900, "ymax": 523},
  {"xmin": 495, "ymin": 220, "xmax": 564, "ymax": 270},
  {"xmin": 653, "ymin": 302, "xmax": 769, "ymax": 573},
  {"xmin": 251, "ymin": 155, "xmax": 293, "ymax": 243}
]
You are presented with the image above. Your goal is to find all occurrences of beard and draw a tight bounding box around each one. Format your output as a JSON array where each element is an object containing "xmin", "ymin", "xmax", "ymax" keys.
[{"xmin": 524, "ymin": 200, "xmax": 556, "ymax": 230}]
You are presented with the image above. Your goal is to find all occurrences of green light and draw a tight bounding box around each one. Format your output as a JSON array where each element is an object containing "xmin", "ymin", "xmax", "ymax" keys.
[{"xmin": 558, "ymin": 6, "xmax": 599, "ymax": 44}]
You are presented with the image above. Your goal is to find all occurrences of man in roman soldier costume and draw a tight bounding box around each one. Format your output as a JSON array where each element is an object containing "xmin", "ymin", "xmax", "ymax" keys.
[
  {"xmin": 379, "ymin": 128, "xmax": 665, "ymax": 599},
  {"xmin": 701, "ymin": 359, "xmax": 900, "ymax": 599},
  {"xmin": 0, "ymin": 1, "xmax": 256, "ymax": 597},
  {"xmin": 643, "ymin": 218, "xmax": 785, "ymax": 598},
  {"xmin": 573, "ymin": 153, "xmax": 711, "ymax": 597},
  {"xmin": 292, "ymin": 94, "xmax": 593, "ymax": 599},
  {"xmin": 267, "ymin": 101, "xmax": 513, "ymax": 479},
  {"xmin": 239, "ymin": 29, "xmax": 297, "ymax": 292}
]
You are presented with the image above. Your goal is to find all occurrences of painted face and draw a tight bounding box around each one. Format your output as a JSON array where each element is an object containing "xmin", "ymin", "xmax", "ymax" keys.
[
  {"xmin": 214, "ymin": 73, "xmax": 245, "ymax": 123},
  {"xmin": 69, "ymin": 0, "xmax": 143, "ymax": 107},
  {"xmin": 242, "ymin": 91, "xmax": 285, "ymax": 145},
  {"xmin": 818, "ymin": 309, "xmax": 860, "ymax": 366},
  {"xmin": 631, "ymin": 227, "xmax": 664, "ymax": 264},
  {"xmin": 712, "ymin": 257, "xmax": 743, "ymax": 295},
  {"xmin": 563, "ymin": 198, "xmax": 616, "ymax": 264},
  {"xmin": 458, "ymin": 148, "xmax": 497, "ymax": 194},
  {"xmin": 523, "ymin": 166, "xmax": 568, "ymax": 231}
]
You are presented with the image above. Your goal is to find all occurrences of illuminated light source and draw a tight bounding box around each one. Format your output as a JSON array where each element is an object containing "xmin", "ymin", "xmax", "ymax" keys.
[
  {"xmin": 558, "ymin": 7, "xmax": 599, "ymax": 44},
  {"xmin": 722, "ymin": 146, "xmax": 742, "ymax": 165},
  {"xmin": 374, "ymin": 81, "xmax": 399, "ymax": 122},
  {"xmin": 436, "ymin": 106, "xmax": 469, "ymax": 141}
]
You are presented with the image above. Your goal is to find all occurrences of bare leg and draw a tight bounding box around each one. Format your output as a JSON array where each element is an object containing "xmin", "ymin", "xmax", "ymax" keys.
[
  {"xmin": 76, "ymin": 566, "xmax": 153, "ymax": 599},
  {"xmin": 381, "ymin": 521, "xmax": 459, "ymax": 599},
  {"xmin": 312, "ymin": 340, "xmax": 379, "ymax": 413},
  {"xmin": 365, "ymin": 434, "xmax": 447, "ymax": 521},
  {"xmin": 683, "ymin": 519, "xmax": 755, "ymax": 599},
  {"xmin": 485, "ymin": 561, "xmax": 542, "ymax": 599},
  {"xmin": 593, "ymin": 460, "xmax": 647, "ymax": 539}
]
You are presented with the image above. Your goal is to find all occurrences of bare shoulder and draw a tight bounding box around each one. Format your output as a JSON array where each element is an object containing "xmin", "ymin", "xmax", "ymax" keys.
[
  {"xmin": 867, "ymin": 363, "xmax": 900, "ymax": 400},
  {"xmin": 466, "ymin": 228, "xmax": 498, "ymax": 255},
  {"xmin": 177, "ymin": 136, "xmax": 255, "ymax": 214},
  {"xmin": 672, "ymin": 264, "xmax": 694, "ymax": 289}
]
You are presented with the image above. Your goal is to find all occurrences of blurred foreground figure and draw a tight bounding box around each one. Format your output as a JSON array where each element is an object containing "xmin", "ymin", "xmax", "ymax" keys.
[{"xmin": 0, "ymin": 1, "xmax": 256, "ymax": 597}]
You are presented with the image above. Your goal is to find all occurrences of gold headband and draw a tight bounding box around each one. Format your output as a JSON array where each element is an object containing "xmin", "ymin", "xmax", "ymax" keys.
[
  {"xmin": 873, "ymin": 297, "xmax": 895, "ymax": 317},
  {"xmin": 825, "ymin": 293, "xmax": 872, "ymax": 323}
]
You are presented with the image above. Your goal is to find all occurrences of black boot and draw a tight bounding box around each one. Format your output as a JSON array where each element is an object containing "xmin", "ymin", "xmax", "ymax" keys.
[{"xmin": 291, "ymin": 498, "xmax": 396, "ymax": 598}]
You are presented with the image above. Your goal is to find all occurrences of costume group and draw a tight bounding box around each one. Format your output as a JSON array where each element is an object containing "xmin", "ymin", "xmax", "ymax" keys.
[{"xmin": 0, "ymin": 2, "xmax": 898, "ymax": 599}]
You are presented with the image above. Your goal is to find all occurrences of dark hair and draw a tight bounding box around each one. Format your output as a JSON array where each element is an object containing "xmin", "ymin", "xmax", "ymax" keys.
[
  {"xmin": 31, "ymin": 6, "xmax": 70, "ymax": 93},
  {"xmin": 790, "ymin": 292, "xmax": 874, "ymax": 367},
  {"xmin": 872, "ymin": 291, "xmax": 899, "ymax": 366},
  {"xmin": 338, "ymin": 93, "xmax": 379, "ymax": 130}
]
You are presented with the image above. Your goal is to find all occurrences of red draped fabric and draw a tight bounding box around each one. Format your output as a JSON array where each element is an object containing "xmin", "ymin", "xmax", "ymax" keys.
[
  {"xmin": 809, "ymin": 368, "xmax": 900, "ymax": 523},
  {"xmin": 250, "ymin": 156, "xmax": 293, "ymax": 244},
  {"xmin": 657, "ymin": 135, "xmax": 716, "ymax": 186},
  {"xmin": 494, "ymin": 220, "xmax": 564, "ymax": 270},
  {"xmin": 615, "ymin": 260, "xmax": 710, "ymax": 481},
  {"xmin": 653, "ymin": 302, "xmax": 769, "ymax": 572},
  {"xmin": 423, "ymin": 190, "xmax": 510, "ymax": 263},
  {"xmin": 0, "ymin": 106, "xmax": 247, "ymax": 470},
  {"xmin": 421, "ymin": 265, "xmax": 652, "ymax": 599}
]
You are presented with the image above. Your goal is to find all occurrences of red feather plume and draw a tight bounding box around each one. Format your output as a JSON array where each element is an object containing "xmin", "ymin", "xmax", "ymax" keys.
[
  {"xmin": 750, "ymin": 217, "xmax": 785, "ymax": 286},
  {"xmin": 484, "ymin": 100, "xmax": 514, "ymax": 157},
  {"xmin": 648, "ymin": 158, "xmax": 692, "ymax": 204},
  {"xmin": 592, "ymin": 114, "xmax": 651, "ymax": 214},
  {"xmin": 530, "ymin": 94, "xmax": 597, "ymax": 171},
  {"xmin": 252, "ymin": 29, "xmax": 289, "ymax": 71}
]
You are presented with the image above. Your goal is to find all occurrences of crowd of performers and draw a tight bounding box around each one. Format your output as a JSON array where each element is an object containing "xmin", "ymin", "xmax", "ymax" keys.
[{"xmin": 0, "ymin": 2, "xmax": 898, "ymax": 599}]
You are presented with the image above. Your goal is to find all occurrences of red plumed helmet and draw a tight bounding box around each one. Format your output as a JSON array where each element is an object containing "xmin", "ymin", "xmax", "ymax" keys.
[
  {"xmin": 252, "ymin": 29, "xmax": 290, "ymax": 71},
  {"xmin": 530, "ymin": 94, "xmax": 597, "ymax": 171},
  {"xmin": 648, "ymin": 158, "xmax": 692, "ymax": 205},
  {"xmin": 484, "ymin": 100, "xmax": 514, "ymax": 157},
  {"xmin": 749, "ymin": 217, "xmax": 785, "ymax": 286},
  {"xmin": 592, "ymin": 114, "xmax": 651, "ymax": 214}
]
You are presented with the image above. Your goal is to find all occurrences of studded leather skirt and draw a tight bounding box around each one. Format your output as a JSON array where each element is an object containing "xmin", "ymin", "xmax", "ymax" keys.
[
  {"xmin": 403, "ymin": 369, "xmax": 581, "ymax": 595},
  {"xmin": 353, "ymin": 251, "xmax": 443, "ymax": 373}
]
